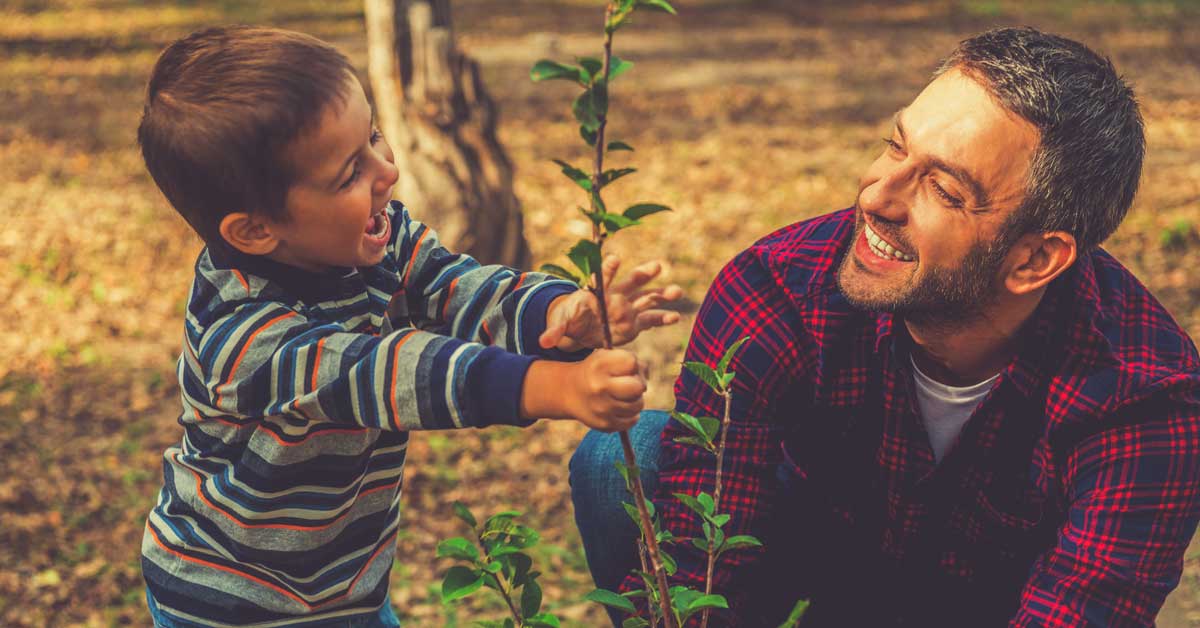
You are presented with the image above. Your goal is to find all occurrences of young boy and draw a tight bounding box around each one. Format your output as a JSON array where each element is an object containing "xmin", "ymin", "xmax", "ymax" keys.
[{"xmin": 137, "ymin": 25, "xmax": 681, "ymax": 627}]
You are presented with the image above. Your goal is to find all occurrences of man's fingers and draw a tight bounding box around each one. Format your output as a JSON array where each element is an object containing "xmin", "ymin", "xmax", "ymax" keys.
[
  {"xmin": 630, "ymin": 284, "xmax": 683, "ymax": 312},
  {"xmin": 636, "ymin": 310, "xmax": 681, "ymax": 330},
  {"xmin": 611, "ymin": 260, "xmax": 664, "ymax": 294}
]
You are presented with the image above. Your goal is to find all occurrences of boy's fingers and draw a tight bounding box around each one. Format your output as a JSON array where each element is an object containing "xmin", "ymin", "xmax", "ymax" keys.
[
  {"xmin": 609, "ymin": 396, "xmax": 646, "ymax": 416},
  {"xmin": 636, "ymin": 310, "xmax": 681, "ymax": 330},
  {"xmin": 611, "ymin": 260, "xmax": 664, "ymax": 294},
  {"xmin": 609, "ymin": 374, "xmax": 647, "ymax": 401},
  {"xmin": 539, "ymin": 323, "xmax": 566, "ymax": 348},
  {"xmin": 630, "ymin": 284, "xmax": 683, "ymax": 312},
  {"xmin": 602, "ymin": 255, "xmax": 620, "ymax": 291},
  {"xmin": 600, "ymin": 350, "xmax": 640, "ymax": 375}
]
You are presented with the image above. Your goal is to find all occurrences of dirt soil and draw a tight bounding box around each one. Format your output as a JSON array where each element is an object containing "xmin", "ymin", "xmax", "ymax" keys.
[{"xmin": 2, "ymin": 0, "xmax": 1199, "ymax": 626}]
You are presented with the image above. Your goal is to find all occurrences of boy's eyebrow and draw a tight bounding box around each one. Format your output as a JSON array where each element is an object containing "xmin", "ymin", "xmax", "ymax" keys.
[
  {"xmin": 329, "ymin": 107, "xmax": 378, "ymax": 189},
  {"xmin": 893, "ymin": 109, "xmax": 989, "ymax": 207}
]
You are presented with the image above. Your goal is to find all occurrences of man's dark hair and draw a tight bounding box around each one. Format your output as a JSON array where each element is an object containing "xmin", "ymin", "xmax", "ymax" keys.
[
  {"xmin": 137, "ymin": 25, "xmax": 356, "ymax": 247},
  {"xmin": 936, "ymin": 26, "xmax": 1144, "ymax": 252}
]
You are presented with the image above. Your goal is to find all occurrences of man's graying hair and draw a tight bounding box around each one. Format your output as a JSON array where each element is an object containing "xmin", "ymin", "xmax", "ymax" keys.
[{"xmin": 936, "ymin": 27, "xmax": 1145, "ymax": 252}]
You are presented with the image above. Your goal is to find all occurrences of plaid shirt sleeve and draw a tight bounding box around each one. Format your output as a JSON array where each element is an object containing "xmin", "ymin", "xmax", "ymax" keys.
[
  {"xmin": 1011, "ymin": 374, "xmax": 1200, "ymax": 627},
  {"xmin": 618, "ymin": 241, "xmax": 806, "ymax": 623}
]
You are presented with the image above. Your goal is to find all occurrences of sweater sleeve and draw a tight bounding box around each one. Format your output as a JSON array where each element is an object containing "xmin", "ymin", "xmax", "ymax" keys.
[{"xmin": 183, "ymin": 300, "xmax": 536, "ymax": 430}]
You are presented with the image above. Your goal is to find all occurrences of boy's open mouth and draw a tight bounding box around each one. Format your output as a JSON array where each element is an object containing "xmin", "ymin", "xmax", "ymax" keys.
[{"xmin": 365, "ymin": 211, "xmax": 389, "ymax": 239}]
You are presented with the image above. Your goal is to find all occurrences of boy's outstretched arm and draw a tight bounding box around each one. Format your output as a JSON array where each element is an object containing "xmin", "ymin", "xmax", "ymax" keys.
[{"xmin": 539, "ymin": 254, "xmax": 684, "ymax": 352}]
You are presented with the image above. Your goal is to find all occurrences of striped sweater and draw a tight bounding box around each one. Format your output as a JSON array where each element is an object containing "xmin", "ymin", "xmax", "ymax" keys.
[{"xmin": 142, "ymin": 201, "xmax": 578, "ymax": 626}]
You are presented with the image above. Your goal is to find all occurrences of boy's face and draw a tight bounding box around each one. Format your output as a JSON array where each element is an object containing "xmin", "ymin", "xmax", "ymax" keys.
[{"xmin": 265, "ymin": 74, "xmax": 398, "ymax": 272}]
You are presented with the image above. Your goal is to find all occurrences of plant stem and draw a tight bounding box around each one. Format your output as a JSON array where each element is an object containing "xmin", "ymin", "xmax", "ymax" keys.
[
  {"xmin": 699, "ymin": 389, "xmax": 733, "ymax": 628},
  {"xmin": 588, "ymin": 5, "xmax": 676, "ymax": 627},
  {"xmin": 475, "ymin": 531, "xmax": 523, "ymax": 627}
]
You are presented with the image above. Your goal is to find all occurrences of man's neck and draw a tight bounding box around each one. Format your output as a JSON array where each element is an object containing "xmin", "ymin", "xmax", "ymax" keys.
[{"xmin": 905, "ymin": 288, "xmax": 1046, "ymax": 387}]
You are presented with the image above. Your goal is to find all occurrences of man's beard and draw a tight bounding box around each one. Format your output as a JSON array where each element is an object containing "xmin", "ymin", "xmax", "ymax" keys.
[{"xmin": 836, "ymin": 212, "xmax": 1012, "ymax": 329}]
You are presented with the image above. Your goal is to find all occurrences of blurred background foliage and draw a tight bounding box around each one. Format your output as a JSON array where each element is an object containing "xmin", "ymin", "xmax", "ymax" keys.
[{"xmin": 1, "ymin": 0, "xmax": 1198, "ymax": 625}]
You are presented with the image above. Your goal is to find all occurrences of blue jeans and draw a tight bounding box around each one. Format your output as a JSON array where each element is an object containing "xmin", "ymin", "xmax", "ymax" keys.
[
  {"xmin": 146, "ymin": 589, "xmax": 402, "ymax": 627},
  {"xmin": 569, "ymin": 410, "xmax": 669, "ymax": 624}
]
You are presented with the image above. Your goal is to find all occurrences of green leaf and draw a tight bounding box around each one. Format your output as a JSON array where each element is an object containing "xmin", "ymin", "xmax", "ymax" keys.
[
  {"xmin": 452, "ymin": 502, "xmax": 477, "ymax": 529},
  {"xmin": 567, "ymin": 240, "xmax": 602, "ymax": 281},
  {"xmin": 521, "ymin": 579, "xmax": 543, "ymax": 618},
  {"xmin": 591, "ymin": 80, "xmax": 609, "ymax": 118},
  {"xmin": 500, "ymin": 552, "xmax": 533, "ymax": 586},
  {"xmin": 683, "ymin": 361, "xmax": 722, "ymax": 392},
  {"xmin": 638, "ymin": 0, "xmax": 678, "ymax": 14},
  {"xmin": 622, "ymin": 618, "xmax": 651, "ymax": 628},
  {"xmin": 691, "ymin": 537, "xmax": 710, "ymax": 553},
  {"xmin": 590, "ymin": 189, "xmax": 608, "ymax": 214},
  {"xmin": 505, "ymin": 620, "xmax": 516, "ymax": 628},
  {"xmin": 530, "ymin": 60, "xmax": 586, "ymax": 84},
  {"xmin": 717, "ymin": 336, "xmax": 751, "ymax": 379},
  {"xmin": 776, "ymin": 599, "xmax": 811, "ymax": 628},
  {"xmin": 609, "ymin": 57, "xmax": 634, "ymax": 82},
  {"xmin": 526, "ymin": 614, "xmax": 561, "ymax": 628},
  {"xmin": 482, "ymin": 560, "xmax": 502, "ymax": 573},
  {"xmin": 673, "ymin": 435, "xmax": 715, "ymax": 452},
  {"xmin": 580, "ymin": 125, "xmax": 598, "ymax": 146},
  {"xmin": 622, "ymin": 502, "xmax": 641, "ymax": 527},
  {"xmin": 673, "ymin": 492, "xmax": 706, "ymax": 517},
  {"xmin": 719, "ymin": 372, "xmax": 736, "ymax": 389},
  {"xmin": 670, "ymin": 411, "xmax": 719, "ymax": 444},
  {"xmin": 441, "ymin": 565, "xmax": 484, "ymax": 602},
  {"xmin": 551, "ymin": 159, "xmax": 592, "ymax": 191},
  {"xmin": 660, "ymin": 549, "xmax": 677, "ymax": 575},
  {"xmin": 623, "ymin": 203, "xmax": 671, "ymax": 221},
  {"xmin": 720, "ymin": 535, "xmax": 764, "ymax": 553},
  {"xmin": 607, "ymin": 140, "xmax": 635, "ymax": 152},
  {"xmin": 601, "ymin": 167, "xmax": 638, "ymax": 187},
  {"xmin": 614, "ymin": 460, "xmax": 636, "ymax": 490},
  {"xmin": 599, "ymin": 212, "xmax": 640, "ymax": 233},
  {"xmin": 577, "ymin": 57, "xmax": 603, "ymax": 82},
  {"xmin": 697, "ymin": 492, "xmax": 716, "ymax": 514},
  {"xmin": 643, "ymin": 497, "xmax": 655, "ymax": 519},
  {"xmin": 585, "ymin": 588, "xmax": 637, "ymax": 613},
  {"xmin": 656, "ymin": 527, "xmax": 676, "ymax": 544},
  {"xmin": 539, "ymin": 263, "xmax": 582, "ymax": 284},
  {"xmin": 573, "ymin": 90, "xmax": 599, "ymax": 132},
  {"xmin": 687, "ymin": 593, "xmax": 729, "ymax": 612},
  {"xmin": 436, "ymin": 537, "xmax": 479, "ymax": 562},
  {"xmin": 709, "ymin": 513, "xmax": 731, "ymax": 528}
]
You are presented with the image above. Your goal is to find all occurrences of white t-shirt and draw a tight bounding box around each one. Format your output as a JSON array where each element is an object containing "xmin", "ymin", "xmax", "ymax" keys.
[{"xmin": 910, "ymin": 356, "xmax": 1001, "ymax": 463}]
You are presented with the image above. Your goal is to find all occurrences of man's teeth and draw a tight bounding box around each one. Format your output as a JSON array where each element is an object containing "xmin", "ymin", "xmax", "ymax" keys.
[{"xmin": 864, "ymin": 223, "xmax": 914, "ymax": 262}]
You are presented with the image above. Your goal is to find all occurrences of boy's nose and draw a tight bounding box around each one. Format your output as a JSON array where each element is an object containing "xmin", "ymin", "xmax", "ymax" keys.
[{"xmin": 376, "ymin": 156, "xmax": 399, "ymax": 192}]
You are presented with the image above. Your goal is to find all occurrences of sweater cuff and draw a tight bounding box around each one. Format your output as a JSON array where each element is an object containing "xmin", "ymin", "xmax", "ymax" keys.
[
  {"xmin": 521, "ymin": 281, "xmax": 593, "ymax": 362},
  {"xmin": 464, "ymin": 346, "xmax": 538, "ymax": 427}
]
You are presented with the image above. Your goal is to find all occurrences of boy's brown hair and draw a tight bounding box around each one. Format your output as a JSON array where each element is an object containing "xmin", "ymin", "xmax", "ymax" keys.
[{"xmin": 138, "ymin": 25, "xmax": 355, "ymax": 247}]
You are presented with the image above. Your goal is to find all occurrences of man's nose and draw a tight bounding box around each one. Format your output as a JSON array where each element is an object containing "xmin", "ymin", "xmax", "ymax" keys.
[{"xmin": 858, "ymin": 164, "xmax": 911, "ymax": 224}]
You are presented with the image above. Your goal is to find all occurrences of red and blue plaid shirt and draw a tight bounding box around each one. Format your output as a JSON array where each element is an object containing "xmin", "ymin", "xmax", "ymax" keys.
[{"xmin": 627, "ymin": 208, "xmax": 1200, "ymax": 626}]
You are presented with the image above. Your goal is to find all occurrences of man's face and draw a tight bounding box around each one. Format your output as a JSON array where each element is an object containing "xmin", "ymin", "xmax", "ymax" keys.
[
  {"xmin": 836, "ymin": 69, "xmax": 1039, "ymax": 325},
  {"xmin": 265, "ymin": 74, "xmax": 399, "ymax": 272}
]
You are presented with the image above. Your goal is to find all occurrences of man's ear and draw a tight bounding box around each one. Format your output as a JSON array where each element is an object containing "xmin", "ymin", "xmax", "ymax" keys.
[
  {"xmin": 1003, "ymin": 231, "xmax": 1077, "ymax": 295},
  {"xmin": 218, "ymin": 212, "xmax": 280, "ymax": 256}
]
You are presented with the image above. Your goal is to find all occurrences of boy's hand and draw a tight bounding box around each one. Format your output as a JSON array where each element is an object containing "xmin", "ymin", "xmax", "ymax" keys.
[
  {"xmin": 521, "ymin": 349, "xmax": 645, "ymax": 432},
  {"xmin": 540, "ymin": 255, "xmax": 683, "ymax": 351}
]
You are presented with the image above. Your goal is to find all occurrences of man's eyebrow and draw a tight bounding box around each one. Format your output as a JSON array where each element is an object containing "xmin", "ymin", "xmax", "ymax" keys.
[
  {"xmin": 893, "ymin": 110, "xmax": 990, "ymax": 207},
  {"xmin": 329, "ymin": 107, "xmax": 377, "ymax": 189}
]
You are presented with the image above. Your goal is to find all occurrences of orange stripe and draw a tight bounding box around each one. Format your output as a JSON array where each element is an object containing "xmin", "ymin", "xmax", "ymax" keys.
[
  {"xmin": 513, "ymin": 273, "xmax": 526, "ymax": 291},
  {"xmin": 480, "ymin": 320, "xmax": 491, "ymax": 342},
  {"xmin": 232, "ymin": 270, "xmax": 250, "ymax": 294},
  {"xmin": 401, "ymin": 228, "xmax": 429, "ymax": 287},
  {"xmin": 386, "ymin": 332, "xmax": 416, "ymax": 431},
  {"xmin": 310, "ymin": 337, "xmax": 326, "ymax": 391},
  {"xmin": 440, "ymin": 277, "xmax": 459, "ymax": 321},
  {"xmin": 213, "ymin": 311, "xmax": 298, "ymax": 408},
  {"xmin": 147, "ymin": 520, "xmax": 400, "ymax": 610},
  {"xmin": 177, "ymin": 451, "xmax": 399, "ymax": 531}
]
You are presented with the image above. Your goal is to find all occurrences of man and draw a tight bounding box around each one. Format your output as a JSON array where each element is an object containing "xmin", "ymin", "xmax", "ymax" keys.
[{"xmin": 570, "ymin": 27, "xmax": 1200, "ymax": 627}]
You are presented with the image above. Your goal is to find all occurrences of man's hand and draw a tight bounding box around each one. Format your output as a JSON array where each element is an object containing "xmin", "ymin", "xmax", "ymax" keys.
[
  {"xmin": 539, "ymin": 255, "xmax": 684, "ymax": 351},
  {"xmin": 520, "ymin": 349, "xmax": 646, "ymax": 432}
]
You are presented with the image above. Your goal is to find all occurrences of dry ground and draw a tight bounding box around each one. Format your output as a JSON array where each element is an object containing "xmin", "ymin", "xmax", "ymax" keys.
[{"xmin": 2, "ymin": 0, "xmax": 1200, "ymax": 625}]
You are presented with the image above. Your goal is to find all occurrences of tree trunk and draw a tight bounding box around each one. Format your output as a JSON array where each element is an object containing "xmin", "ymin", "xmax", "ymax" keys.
[{"xmin": 364, "ymin": 0, "xmax": 531, "ymax": 268}]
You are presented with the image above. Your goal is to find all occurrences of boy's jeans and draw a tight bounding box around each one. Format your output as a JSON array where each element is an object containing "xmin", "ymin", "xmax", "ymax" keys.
[
  {"xmin": 146, "ymin": 589, "xmax": 403, "ymax": 627},
  {"xmin": 568, "ymin": 410, "xmax": 669, "ymax": 624}
]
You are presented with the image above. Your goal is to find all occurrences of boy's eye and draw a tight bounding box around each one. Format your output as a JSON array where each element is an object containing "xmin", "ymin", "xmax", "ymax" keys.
[
  {"xmin": 370, "ymin": 128, "xmax": 383, "ymax": 144},
  {"xmin": 339, "ymin": 162, "xmax": 360, "ymax": 190},
  {"xmin": 883, "ymin": 137, "xmax": 903, "ymax": 153}
]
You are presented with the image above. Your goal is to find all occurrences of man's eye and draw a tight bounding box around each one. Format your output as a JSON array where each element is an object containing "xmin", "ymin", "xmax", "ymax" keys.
[{"xmin": 930, "ymin": 180, "xmax": 963, "ymax": 208}]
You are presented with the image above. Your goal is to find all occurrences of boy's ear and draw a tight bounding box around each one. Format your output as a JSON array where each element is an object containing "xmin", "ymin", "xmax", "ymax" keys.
[{"xmin": 219, "ymin": 212, "xmax": 280, "ymax": 256}]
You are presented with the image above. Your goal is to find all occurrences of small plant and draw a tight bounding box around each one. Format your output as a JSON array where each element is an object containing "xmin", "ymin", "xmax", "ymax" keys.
[
  {"xmin": 1160, "ymin": 218, "xmax": 1195, "ymax": 250},
  {"xmin": 530, "ymin": 0, "xmax": 679, "ymax": 624},
  {"xmin": 438, "ymin": 502, "xmax": 560, "ymax": 627}
]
